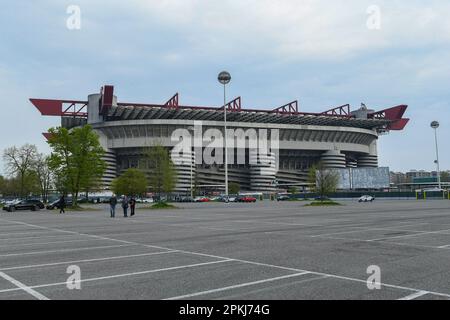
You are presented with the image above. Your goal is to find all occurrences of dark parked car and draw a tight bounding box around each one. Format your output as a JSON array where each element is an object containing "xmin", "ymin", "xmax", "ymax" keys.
[
  {"xmin": 179, "ymin": 196, "xmax": 194, "ymax": 203},
  {"xmin": 3, "ymin": 199, "xmax": 45, "ymax": 212},
  {"xmin": 314, "ymin": 196, "xmax": 330, "ymax": 202},
  {"xmin": 46, "ymin": 198, "xmax": 73, "ymax": 210},
  {"xmin": 277, "ymin": 194, "xmax": 290, "ymax": 201}
]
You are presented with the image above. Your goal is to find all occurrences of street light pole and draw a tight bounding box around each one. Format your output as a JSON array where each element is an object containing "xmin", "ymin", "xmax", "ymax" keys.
[
  {"xmin": 431, "ymin": 121, "xmax": 442, "ymax": 190},
  {"xmin": 223, "ymin": 83, "xmax": 228, "ymax": 197},
  {"xmin": 190, "ymin": 150, "xmax": 193, "ymax": 199},
  {"xmin": 218, "ymin": 71, "xmax": 231, "ymax": 198},
  {"xmin": 187, "ymin": 127, "xmax": 195, "ymax": 199}
]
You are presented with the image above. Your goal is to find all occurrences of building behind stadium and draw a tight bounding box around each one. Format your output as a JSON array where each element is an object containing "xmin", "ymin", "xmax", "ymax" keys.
[{"xmin": 30, "ymin": 85, "xmax": 409, "ymax": 194}]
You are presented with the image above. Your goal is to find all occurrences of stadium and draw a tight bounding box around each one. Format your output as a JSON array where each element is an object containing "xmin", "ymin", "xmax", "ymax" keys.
[{"xmin": 30, "ymin": 85, "xmax": 409, "ymax": 194}]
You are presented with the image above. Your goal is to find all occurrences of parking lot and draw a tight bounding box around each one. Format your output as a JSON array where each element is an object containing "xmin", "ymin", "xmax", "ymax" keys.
[{"xmin": 0, "ymin": 200, "xmax": 450, "ymax": 300}]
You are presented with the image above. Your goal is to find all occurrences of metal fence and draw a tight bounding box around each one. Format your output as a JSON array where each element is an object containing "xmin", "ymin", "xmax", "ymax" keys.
[{"xmin": 293, "ymin": 191, "xmax": 450, "ymax": 200}]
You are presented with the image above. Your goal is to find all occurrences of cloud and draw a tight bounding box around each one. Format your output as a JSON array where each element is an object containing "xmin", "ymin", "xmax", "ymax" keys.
[
  {"xmin": 0, "ymin": 1, "xmax": 449, "ymax": 172},
  {"xmin": 134, "ymin": 0, "xmax": 450, "ymax": 61}
]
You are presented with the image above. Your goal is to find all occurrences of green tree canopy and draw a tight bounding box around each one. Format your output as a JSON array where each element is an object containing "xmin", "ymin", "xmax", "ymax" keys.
[
  {"xmin": 229, "ymin": 182, "xmax": 240, "ymax": 195},
  {"xmin": 0, "ymin": 175, "xmax": 5, "ymax": 195},
  {"xmin": 288, "ymin": 186, "xmax": 298, "ymax": 194},
  {"xmin": 33, "ymin": 153, "xmax": 53, "ymax": 203},
  {"xmin": 47, "ymin": 125, "xmax": 106, "ymax": 206},
  {"xmin": 441, "ymin": 171, "xmax": 450, "ymax": 182},
  {"xmin": 2, "ymin": 144, "xmax": 38, "ymax": 197},
  {"xmin": 111, "ymin": 168, "xmax": 148, "ymax": 197},
  {"xmin": 308, "ymin": 162, "xmax": 340, "ymax": 199},
  {"xmin": 145, "ymin": 145, "xmax": 177, "ymax": 196}
]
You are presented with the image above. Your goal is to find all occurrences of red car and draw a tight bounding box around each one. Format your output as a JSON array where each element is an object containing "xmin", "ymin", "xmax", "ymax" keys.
[
  {"xmin": 237, "ymin": 196, "xmax": 257, "ymax": 203},
  {"xmin": 195, "ymin": 197, "xmax": 211, "ymax": 202}
]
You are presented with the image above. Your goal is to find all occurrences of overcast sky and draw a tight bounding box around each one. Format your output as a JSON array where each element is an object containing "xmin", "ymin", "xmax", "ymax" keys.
[{"xmin": 1, "ymin": 0, "xmax": 449, "ymax": 175}]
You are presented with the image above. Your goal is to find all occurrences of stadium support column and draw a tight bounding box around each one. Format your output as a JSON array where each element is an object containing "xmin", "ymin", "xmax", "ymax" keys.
[
  {"xmin": 93, "ymin": 130, "xmax": 117, "ymax": 189},
  {"xmin": 321, "ymin": 150, "xmax": 346, "ymax": 169},
  {"xmin": 250, "ymin": 152, "xmax": 277, "ymax": 192},
  {"xmin": 358, "ymin": 140, "xmax": 379, "ymax": 168},
  {"xmin": 172, "ymin": 150, "xmax": 196, "ymax": 194}
]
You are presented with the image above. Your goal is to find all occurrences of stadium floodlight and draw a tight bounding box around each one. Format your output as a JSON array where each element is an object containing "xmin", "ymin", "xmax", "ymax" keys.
[
  {"xmin": 430, "ymin": 121, "xmax": 441, "ymax": 190},
  {"xmin": 218, "ymin": 71, "xmax": 231, "ymax": 198}
]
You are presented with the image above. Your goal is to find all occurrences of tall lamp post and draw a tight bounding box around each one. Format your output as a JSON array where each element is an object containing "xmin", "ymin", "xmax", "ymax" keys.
[
  {"xmin": 431, "ymin": 121, "xmax": 442, "ymax": 190},
  {"xmin": 187, "ymin": 126, "xmax": 195, "ymax": 199},
  {"xmin": 218, "ymin": 71, "xmax": 231, "ymax": 197}
]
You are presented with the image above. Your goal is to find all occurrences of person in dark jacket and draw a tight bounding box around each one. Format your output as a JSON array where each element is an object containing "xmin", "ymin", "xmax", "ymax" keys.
[
  {"xmin": 129, "ymin": 197, "xmax": 136, "ymax": 217},
  {"xmin": 122, "ymin": 195, "xmax": 129, "ymax": 217},
  {"xmin": 59, "ymin": 195, "xmax": 66, "ymax": 214},
  {"xmin": 109, "ymin": 195, "xmax": 117, "ymax": 218}
]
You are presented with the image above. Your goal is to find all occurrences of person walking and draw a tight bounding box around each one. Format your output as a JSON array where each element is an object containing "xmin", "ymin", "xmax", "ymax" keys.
[
  {"xmin": 109, "ymin": 194, "xmax": 117, "ymax": 218},
  {"xmin": 59, "ymin": 195, "xmax": 66, "ymax": 214},
  {"xmin": 122, "ymin": 195, "xmax": 129, "ymax": 217},
  {"xmin": 129, "ymin": 197, "xmax": 136, "ymax": 217}
]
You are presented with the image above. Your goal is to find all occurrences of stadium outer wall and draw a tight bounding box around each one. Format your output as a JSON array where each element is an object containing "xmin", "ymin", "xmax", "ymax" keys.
[{"xmin": 30, "ymin": 86, "xmax": 409, "ymax": 194}]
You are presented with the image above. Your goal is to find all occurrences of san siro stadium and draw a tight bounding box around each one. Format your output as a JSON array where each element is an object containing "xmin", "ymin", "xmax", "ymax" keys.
[{"xmin": 30, "ymin": 85, "xmax": 409, "ymax": 194}]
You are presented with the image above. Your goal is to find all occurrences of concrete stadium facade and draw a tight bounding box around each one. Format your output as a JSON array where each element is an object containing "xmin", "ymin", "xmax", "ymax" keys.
[{"xmin": 31, "ymin": 85, "xmax": 409, "ymax": 194}]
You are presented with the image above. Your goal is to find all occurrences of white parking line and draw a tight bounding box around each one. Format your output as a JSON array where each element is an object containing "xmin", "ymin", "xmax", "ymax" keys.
[
  {"xmin": 2, "ymin": 218, "xmax": 450, "ymax": 299},
  {"xmin": 219, "ymin": 275, "xmax": 329, "ymax": 300},
  {"xmin": 0, "ymin": 230, "xmax": 65, "ymax": 238},
  {"xmin": 0, "ymin": 244, "xmax": 134, "ymax": 257},
  {"xmin": 0, "ymin": 234, "xmax": 80, "ymax": 242},
  {"xmin": 368, "ymin": 228, "xmax": 450, "ymax": 242},
  {"xmin": 0, "ymin": 271, "xmax": 49, "ymax": 300},
  {"xmin": 0, "ymin": 238, "xmax": 105, "ymax": 249},
  {"xmin": 0, "ymin": 250, "xmax": 178, "ymax": 271},
  {"xmin": 309, "ymin": 224, "xmax": 438, "ymax": 239},
  {"xmin": 165, "ymin": 272, "xmax": 310, "ymax": 300},
  {"xmin": 310, "ymin": 235, "xmax": 443, "ymax": 250},
  {"xmin": 398, "ymin": 291, "xmax": 429, "ymax": 300},
  {"xmin": 0, "ymin": 259, "xmax": 234, "ymax": 294}
]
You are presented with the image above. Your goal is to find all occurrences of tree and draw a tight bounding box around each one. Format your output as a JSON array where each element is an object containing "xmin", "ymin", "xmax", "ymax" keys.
[
  {"xmin": 0, "ymin": 175, "xmax": 5, "ymax": 194},
  {"xmin": 441, "ymin": 171, "xmax": 450, "ymax": 182},
  {"xmin": 47, "ymin": 125, "xmax": 106, "ymax": 207},
  {"xmin": 111, "ymin": 168, "xmax": 148, "ymax": 197},
  {"xmin": 308, "ymin": 162, "xmax": 340, "ymax": 200},
  {"xmin": 3, "ymin": 144, "xmax": 38, "ymax": 197},
  {"xmin": 288, "ymin": 186, "xmax": 298, "ymax": 194},
  {"xmin": 145, "ymin": 145, "xmax": 177, "ymax": 198},
  {"xmin": 229, "ymin": 182, "xmax": 240, "ymax": 195},
  {"xmin": 33, "ymin": 153, "xmax": 53, "ymax": 203}
]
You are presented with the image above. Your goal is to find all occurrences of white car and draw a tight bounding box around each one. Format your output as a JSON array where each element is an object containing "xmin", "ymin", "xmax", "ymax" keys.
[
  {"xmin": 359, "ymin": 195, "xmax": 375, "ymax": 202},
  {"xmin": 141, "ymin": 198, "xmax": 154, "ymax": 203}
]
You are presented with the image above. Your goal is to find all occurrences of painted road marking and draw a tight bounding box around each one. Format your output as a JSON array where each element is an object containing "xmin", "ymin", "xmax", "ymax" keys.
[
  {"xmin": 0, "ymin": 260, "xmax": 234, "ymax": 294},
  {"xmin": 165, "ymin": 272, "xmax": 311, "ymax": 300},
  {"xmin": 0, "ymin": 271, "xmax": 49, "ymax": 300},
  {"xmin": 0, "ymin": 251, "xmax": 177, "ymax": 271},
  {"xmin": 398, "ymin": 291, "xmax": 429, "ymax": 300}
]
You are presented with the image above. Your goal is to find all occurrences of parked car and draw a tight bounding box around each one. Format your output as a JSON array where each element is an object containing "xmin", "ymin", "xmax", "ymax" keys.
[
  {"xmin": 3, "ymin": 199, "xmax": 45, "ymax": 212},
  {"xmin": 314, "ymin": 196, "xmax": 330, "ymax": 202},
  {"xmin": 194, "ymin": 197, "xmax": 211, "ymax": 202},
  {"xmin": 179, "ymin": 196, "xmax": 193, "ymax": 203},
  {"xmin": 218, "ymin": 195, "xmax": 237, "ymax": 202},
  {"xmin": 237, "ymin": 196, "xmax": 257, "ymax": 203},
  {"xmin": 359, "ymin": 195, "xmax": 375, "ymax": 202},
  {"xmin": 277, "ymin": 194, "xmax": 290, "ymax": 201},
  {"xmin": 3, "ymin": 198, "xmax": 21, "ymax": 206},
  {"xmin": 46, "ymin": 198, "xmax": 73, "ymax": 210}
]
